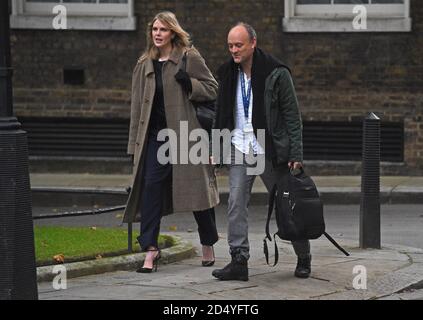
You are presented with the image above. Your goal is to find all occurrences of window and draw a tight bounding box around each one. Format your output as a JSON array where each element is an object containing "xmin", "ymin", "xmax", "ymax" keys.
[
  {"xmin": 10, "ymin": 0, "xmax": 136, "ymax": 30},
  {"xmin": 283, "ymin": 0, "xmax": 411, "ymax": 32}
]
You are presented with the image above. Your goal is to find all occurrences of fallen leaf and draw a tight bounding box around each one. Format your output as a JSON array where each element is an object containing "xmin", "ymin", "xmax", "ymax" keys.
[
  {"xmin": 168, "ymin": 225, "xmax": 177, "ymax": 231},
  {"xmin": 53, "ymin": 254, "xmax": 65, "ymax": 263}
]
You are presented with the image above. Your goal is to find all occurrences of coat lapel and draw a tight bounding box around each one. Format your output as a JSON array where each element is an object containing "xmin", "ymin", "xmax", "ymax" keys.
[
  {"xmin": 168, "ymin": 46, "xmax": 184, "ymax": 66},
  {"xmin": 144, "ymin": 59, "xmax": 154, "ymax": 77}
]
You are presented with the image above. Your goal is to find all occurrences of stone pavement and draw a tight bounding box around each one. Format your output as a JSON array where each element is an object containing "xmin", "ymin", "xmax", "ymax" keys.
[
  {"xmin": 37, "ymin": 230, "xmax": 423, "ymax": 300},
  {"xmin": 32, "ymin": 172, "xmax": 423, "ymax": 300}
]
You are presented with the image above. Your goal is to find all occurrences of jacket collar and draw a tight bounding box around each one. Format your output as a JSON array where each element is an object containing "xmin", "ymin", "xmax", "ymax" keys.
[
  {"xmin": 145, "ymin": 59, "xmax": 154, "ymax": 76},
  {"xmin": 168, "ymin": 45, "xmax": 184, "ymax": 65}
]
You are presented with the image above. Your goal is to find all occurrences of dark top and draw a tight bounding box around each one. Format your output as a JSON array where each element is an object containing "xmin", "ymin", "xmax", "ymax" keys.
[{"xmin": 148, "ymin": 60, "xmax": 167, "ymax": 137}]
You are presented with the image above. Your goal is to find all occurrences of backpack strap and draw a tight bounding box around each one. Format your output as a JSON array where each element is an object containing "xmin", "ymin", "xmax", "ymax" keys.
[
  {"xmin": 263, "ymin": 184, "xmax": 279, "ymax": 266},
  {"xmin": 323, "ymin": 232, "xmax": 350, "ymax": 256},
  {"xmin": 263, "ymin": 233, "xmax": 279, "ymax": 267},
  {"xmin": 273, "ymin": 233, "xmax": 279, "ymax": 266},
  {"xmin": 181, "ymin": 51, "xmax": 188, "ymax": 72},
  {"xmin": 265, "ymin": 184, "xmax": 277, "ymax": 241}
]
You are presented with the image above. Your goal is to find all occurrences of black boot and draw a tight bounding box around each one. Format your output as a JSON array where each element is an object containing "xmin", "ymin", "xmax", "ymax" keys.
[
  {"xmin": 294, "ymin": 255, "xmax": 311, "ymax": 278},
  {"xmin": 212, "ymin": 254, "xmax": 249, "ymax": 281}
]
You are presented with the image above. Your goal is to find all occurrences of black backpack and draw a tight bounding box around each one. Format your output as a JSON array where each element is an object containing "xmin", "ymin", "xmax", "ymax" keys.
[{"xmin": 263, "ymin": 168, "xmax": 350, "ymax": 266}]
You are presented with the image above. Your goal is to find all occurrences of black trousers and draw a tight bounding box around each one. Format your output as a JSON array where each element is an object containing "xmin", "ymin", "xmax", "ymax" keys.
[{"xmin": 137, "ymin": 135, "xmax": 219, "ymax": 251}]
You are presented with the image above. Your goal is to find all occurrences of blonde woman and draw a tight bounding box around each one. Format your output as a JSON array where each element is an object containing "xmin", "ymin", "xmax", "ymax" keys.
[{"xmin": 123, "ymin": 12, "xmax": 219, "ymax": 273}]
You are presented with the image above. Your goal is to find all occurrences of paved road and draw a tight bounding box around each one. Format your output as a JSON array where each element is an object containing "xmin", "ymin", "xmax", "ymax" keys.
[{"xmin": 34, "ymin": 204, "xmax": 423, "ymax": 250}]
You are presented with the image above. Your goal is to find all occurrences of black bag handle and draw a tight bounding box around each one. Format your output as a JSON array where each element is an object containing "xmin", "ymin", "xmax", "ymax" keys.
[
  {"xmin": 323, "ymin": 232, "xmax": 350, "ymax": 256},
  {"xmin": 181, "ymin": 51, "xmax": 188, "ymax": 71},
  {"xmin": 264, "ymin": 175, "xmax": 292, "ymax": 267},
  {"xmin": 181, "ymin": 51, "xmax": 198, "ymax": 110},
  {"xmin": 265, "ymin": 184, "xmax": 277, "ymax": 241},
  {"xmin": 263, "ymin": 184, "xmax": 279, "ymax": 267},
  {"xmin": 263, "ymin": 234, "xmax": 279, "ymax": 267},
  {"xmin": 263, "ymin": 184, "xmax": 284, "ymax": 267}
]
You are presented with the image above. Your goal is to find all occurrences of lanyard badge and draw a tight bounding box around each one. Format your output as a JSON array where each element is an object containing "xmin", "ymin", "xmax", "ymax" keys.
[{"xmin": 239, "ymin": 68, "xmax": 253, "ymax": 133}]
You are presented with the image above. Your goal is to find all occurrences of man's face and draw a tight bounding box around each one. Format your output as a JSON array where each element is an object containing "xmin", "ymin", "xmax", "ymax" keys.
[{"xmin": 227, "ymin": 26, "xmax": 256, "ymax": 65}]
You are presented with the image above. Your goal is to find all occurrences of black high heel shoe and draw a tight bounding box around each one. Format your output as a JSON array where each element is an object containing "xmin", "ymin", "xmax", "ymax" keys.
[
  {"xmin": 137, "ymin": 249, "xmax": 161, "ymax": 273},
  {"xmin": 202, "ymin": 246, "xmax": 215, "ymax": 267}
]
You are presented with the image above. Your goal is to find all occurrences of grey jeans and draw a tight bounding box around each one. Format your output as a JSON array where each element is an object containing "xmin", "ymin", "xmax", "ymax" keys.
[{"xmin": 227, "ymin": 144, "xmax": 310, "ymax": 260}]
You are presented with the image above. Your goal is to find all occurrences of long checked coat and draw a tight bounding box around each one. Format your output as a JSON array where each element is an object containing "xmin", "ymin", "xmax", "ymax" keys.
[{"xmin": 123, "ymin": 46, "xmax": 219, "ymax": 223}]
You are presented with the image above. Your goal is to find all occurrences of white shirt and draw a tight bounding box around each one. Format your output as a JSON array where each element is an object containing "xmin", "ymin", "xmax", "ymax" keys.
[{"xmin": 232, "ymin": 70, "xmax": 265, "ymax": 155}]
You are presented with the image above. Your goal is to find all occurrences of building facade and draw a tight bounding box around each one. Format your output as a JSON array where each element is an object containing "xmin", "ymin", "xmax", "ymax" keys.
[{"xmin": 9, "ymin": 0, "xmax": 423, "ymax": 174}]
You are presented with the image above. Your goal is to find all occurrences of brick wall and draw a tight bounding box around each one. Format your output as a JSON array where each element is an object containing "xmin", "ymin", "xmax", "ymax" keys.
[
  {"xmin": 10, "ymin": 0, "xmax": 423, "ymax": 173},
  {"xmin": 280, "ymin": 0, "xmax": 423, "ymax": 171}
]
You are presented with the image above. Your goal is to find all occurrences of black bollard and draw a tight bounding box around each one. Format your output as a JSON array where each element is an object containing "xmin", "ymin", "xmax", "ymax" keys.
[
  {"xmin": 0, "ymin": 1, "xmax": 38, "ymax": 300},
  {"xmin": 359, "ymin": 112, "xmax": 381, "ymax": 249},
  {"xmin": 0, "ymin": 119, "xmax": 39, "ymax": 300}
]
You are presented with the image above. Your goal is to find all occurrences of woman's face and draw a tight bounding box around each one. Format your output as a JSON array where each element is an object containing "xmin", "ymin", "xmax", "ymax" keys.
[{"xmin": 152, "ymin": 19, "xmax": 173, "ymax": 50}]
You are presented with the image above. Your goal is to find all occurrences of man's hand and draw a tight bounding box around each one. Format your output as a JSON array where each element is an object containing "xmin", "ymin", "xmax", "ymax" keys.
[{"xmin": 288, "ymin": 161, "xmax": 302, "ymax": 170}]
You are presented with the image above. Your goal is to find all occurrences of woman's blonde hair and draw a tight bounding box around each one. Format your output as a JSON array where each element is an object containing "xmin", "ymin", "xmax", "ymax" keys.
[{"xmin": 140, "ymin": 11, "xmax": 191, "ymax": 62}]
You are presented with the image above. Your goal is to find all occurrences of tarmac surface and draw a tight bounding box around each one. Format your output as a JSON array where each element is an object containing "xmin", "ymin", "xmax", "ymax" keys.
[
  {"xmin": 30, "ymin": 173, "xmax": 423, "ymax": 205},
  {"xmin": 32, "ymin": 173, "xmax": 423, "ymax": 300}
]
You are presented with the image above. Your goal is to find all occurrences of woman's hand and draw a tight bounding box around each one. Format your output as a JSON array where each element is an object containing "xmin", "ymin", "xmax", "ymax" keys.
[{"xmin": 174, "ymin": 69, "xmax": 192, "ymax": 94}]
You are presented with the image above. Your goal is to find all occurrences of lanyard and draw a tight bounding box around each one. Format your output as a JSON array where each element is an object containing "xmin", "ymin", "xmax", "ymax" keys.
[{"xmin": 239, "ymin": 68, "xmax": 252, "ymax": 120}]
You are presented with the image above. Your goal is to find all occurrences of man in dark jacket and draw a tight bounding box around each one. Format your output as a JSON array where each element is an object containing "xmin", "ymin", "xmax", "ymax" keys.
[{"xmin": 212, "ymin": 22, "xmax": 311, "ymax": 281}]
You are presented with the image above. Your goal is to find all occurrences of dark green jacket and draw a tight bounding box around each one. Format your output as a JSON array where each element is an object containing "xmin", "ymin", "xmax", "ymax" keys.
[{"xmin": 265, "ymin": 67, "xmax": 303, "ymax": 165}]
